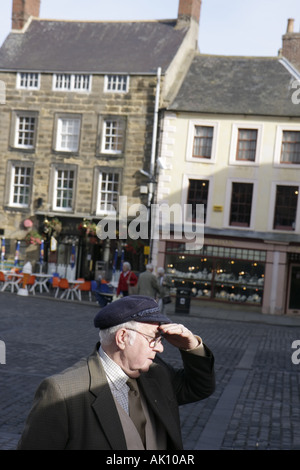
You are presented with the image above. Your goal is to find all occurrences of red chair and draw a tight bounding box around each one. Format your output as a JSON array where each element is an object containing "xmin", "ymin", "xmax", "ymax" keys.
[
  {"xmin": 55, "ymin": 278, "xmax": 70, "ymax": 299},
  {"xmin": 26, "ymin": 275, "xmax": 36, "ymax": 294},
  {"xmin": 79, "ymin": 280, "xmax": 92, "ymax": 301},
  {"xmin": 0, "ymin": 271, "xmax": 5, "ymax": 291}
]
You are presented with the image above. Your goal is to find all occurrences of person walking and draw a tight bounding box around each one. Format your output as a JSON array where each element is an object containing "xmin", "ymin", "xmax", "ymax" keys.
[
  {"xmin": 137, "ymin": 263, "xmax": 160, "ymax": 299},
  {"xmin": 157, "ymin": 267, "xmax": 173, "ymax": 313},
  {"xmin": 116, "ymin": 261, "xmax": 138, "ymax": 297},
  {"xmin": 17, "ymin": 295, "xmax": 215, "ymax": 450}
]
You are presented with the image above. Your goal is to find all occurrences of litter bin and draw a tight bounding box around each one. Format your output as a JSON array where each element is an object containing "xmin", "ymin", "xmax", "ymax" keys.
[{"xmin": 175, "ymin": 287, "xmax": 191, "ymax": 314}]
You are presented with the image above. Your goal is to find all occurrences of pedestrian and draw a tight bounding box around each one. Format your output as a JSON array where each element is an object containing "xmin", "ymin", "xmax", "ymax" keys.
[
  {"xmin": 137, "ymin": 263, "xmax": 160, "ymax": 299},
  {"xmin": 16, "ymin": 295, "xmax": 215, "ymax": 450},
  {"xmin": 116, "ymin": 261, "xmax": 138, "ymax": 297},
  {"xmin": 157, "ymin": 267, "xmax": 173, "ymax": 312}
]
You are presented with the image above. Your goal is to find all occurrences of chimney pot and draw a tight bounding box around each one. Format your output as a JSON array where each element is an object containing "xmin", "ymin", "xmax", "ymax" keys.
[{"xmin": 287, "ymin": 18, "xmax": 295, "ymax": 33}]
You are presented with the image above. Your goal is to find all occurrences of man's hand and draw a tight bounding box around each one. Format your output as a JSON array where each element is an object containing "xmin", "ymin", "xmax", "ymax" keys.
[{"xmin": 159, "ymin": 323, "xmax": 200, "ymax": 350}]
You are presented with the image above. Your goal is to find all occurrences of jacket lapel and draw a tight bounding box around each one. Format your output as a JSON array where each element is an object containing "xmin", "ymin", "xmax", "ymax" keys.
[{"xmin": 88, "ymin": 347, "xmax": 127, "ymax": 450}]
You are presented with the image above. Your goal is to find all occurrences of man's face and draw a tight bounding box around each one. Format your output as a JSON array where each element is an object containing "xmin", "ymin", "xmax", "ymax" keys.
[{"xmin": 121, "ymin": 323, "xmax": 164, "ymax": 378}]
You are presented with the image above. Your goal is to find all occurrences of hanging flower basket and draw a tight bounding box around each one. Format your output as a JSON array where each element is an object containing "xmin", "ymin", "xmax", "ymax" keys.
[
  {"xmin": 78, "ymin": 219, "xmax": 97, "ymax": 237},
  {"xmin": 25, "ymin": 230, "xmax": 43, "ymax": 246}
]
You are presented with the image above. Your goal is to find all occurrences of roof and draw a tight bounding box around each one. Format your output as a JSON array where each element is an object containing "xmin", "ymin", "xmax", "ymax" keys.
[
  {"xmin": 169, "ymin": 54, "xmax": 300, "ymax": 117},
  {"xmin": 0, "ymin": 18, "xmax": 188, "ymax": 74}
]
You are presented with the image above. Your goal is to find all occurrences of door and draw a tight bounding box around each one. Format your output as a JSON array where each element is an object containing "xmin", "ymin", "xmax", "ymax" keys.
[{"xmin": 287, "ymin": 264, "xmax": 300, "ymax": 314}]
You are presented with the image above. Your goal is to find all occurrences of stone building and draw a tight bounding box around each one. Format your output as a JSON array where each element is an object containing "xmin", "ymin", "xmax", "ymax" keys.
[{"xmin": 0, "ymin": 0, "xmax": 201, "ymax": 278}]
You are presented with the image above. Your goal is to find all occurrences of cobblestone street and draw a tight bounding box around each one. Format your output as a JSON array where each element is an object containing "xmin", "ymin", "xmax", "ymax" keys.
[{"xmin": 1, "ymin": 292, "xmax": 300, "ymax": 450}]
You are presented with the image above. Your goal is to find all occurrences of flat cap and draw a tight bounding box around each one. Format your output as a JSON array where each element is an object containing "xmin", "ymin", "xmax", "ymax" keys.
[{"xmin": 94, "ymin": 295, "xmax": 171, "ymax": 329}]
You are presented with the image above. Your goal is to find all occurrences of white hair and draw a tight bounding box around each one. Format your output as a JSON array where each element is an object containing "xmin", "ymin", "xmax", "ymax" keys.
[
  {"xmin": 99, "ymin": 320, "xmax": 140, "ymax": 346},
  {"xmin": 157, "ymin": 267, "xmax": 165, "ymax": 274},
  {"xmin": 123, "ymin": 262, "xmax": 131, "ymax": 270},
  {"xmin": 146, "ymin": 263, "xmax": 153, "ymax": 271}
]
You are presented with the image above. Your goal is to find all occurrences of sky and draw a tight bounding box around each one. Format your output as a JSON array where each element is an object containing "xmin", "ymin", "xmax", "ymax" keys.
[{"xmin": 0, "ymin": 0, "xmax": 299, "ymax": 57}]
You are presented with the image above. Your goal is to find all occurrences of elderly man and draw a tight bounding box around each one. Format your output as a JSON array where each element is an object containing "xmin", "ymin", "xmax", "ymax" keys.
[{"xmin": 17, "ymin": 296, "xmax": 215, "ymax": 450}]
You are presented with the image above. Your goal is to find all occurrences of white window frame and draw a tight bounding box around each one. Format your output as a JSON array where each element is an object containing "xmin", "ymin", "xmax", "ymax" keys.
[
  {"xmin": 55, "ymin": 116, "xmax": 81, "ymax": 153},
  {"xmin": 16, "ymin": 72, "xmax": 40, "ymax": 90},
  {"xmin": 101, "ymin": 118, "xmax": 125, "ymax": 155},
  {"xmin": 186, "ymin": 120, "xmax": 219, "ymax": 163},
  {"xmin": 14, "ymin": 112, "xmax": 37, "ymax": 150},
  {"xmin": 229, "ymin": 123, "xmax": 262, "ymax": 166},
  {"xmin": 96, "ymin": 170, "xmax": 120, "ymax": 216},
  {"xmin": 181, "ymin": 174, "xmax": 213, "ymax": 227},
  {"xmin": 52, "ymin": 168, "xmax": 75, "ymax": 212},
  {"xmin": 274, "ymin": 125, "xmax": 300, "ymax": 168},
  {"xmin": 223, "ymin": 178, "xmax": 257, "ymax": 230},
  {"xmin": 52, "ymin": 73, "xmax": 92, "ymax": 92},
  {"xmin": 268, "ymin": 181, "xmax": 300, "ymax": 232},
  {"xmin": 104, "ymin": 75, "xmax": 129, "ymax": 93},
  {"xmin": 9, "ymin": 164, "xmax": 33, "ymax": 208}
]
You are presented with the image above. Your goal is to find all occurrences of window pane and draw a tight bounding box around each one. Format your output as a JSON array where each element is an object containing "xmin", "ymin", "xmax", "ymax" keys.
[
  {"xmin": 230, "ymin": 182, "xmax": 253, "ymax": 227},
  {"xmin": 193, "ymin": 126, "xmax": 213, "ymax": 158},
  {"xmin": 103, "ymin": 120, "xmax": 124, "ymax": 153},
  {"xmin": 187, "ymin": 179, "xmax": 209, "ymax": 222},
  {"xmin": 17, "ymin": 116, "xmax": 36, "ymax": 148},
  {"xmin": 281, "ymin": 131, "xmax": 300, "ymax": 163},
  {"xmin": 273, "ymin": 185, "xmax": 298, "ymax": 230},
  {"xmin": 98, "ymin": 172, "xmax": 119, "ymax": 212},
  {"xmin": 57, "ymin": 118, "xmax": 80, "ymax": 152},
  {"xmin": 236, "ymin": 129, "xmax": 257, "ymax": 161},
  {"xmin": 55, "ymin": 170, "xmax": 74, "ymax": 210},
  {"xmin": 11, "ymin": 166, "xmax": 32, "ymax": 206}
]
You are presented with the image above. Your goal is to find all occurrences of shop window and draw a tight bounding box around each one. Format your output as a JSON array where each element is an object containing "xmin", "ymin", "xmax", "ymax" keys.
[
  {"xmin": 273, "ymin": 185, "xmax": 299, "ymax": 231},
  {"xmin": 229, "ymin": 182, "xmax": 253, "ymax": 227},
  {"xmin": 164, "ymin": 242, "xmax": 265, "ymax": 305}
]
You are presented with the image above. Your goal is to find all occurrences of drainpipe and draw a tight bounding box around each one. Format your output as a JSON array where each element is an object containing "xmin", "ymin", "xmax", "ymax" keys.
[
  {"xmin": 148, "ymin": 67, "xmax": 161, "ymax": 208},
  {"xmin": 148, "ymin": 67, "xmax": 161, "ymax": 262}
]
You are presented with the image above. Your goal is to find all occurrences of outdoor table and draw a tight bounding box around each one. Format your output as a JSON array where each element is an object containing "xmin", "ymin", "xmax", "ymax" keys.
[
  {"xmin": 30, "ymin": 273, "xmax": 53, "ymax": 294},
  {"xmin": 1, "ymin": 272, "xmax": 23, "ymax": 293},
  {"xmin": 60, "ymin": 279, "xmax": 84, "ymax": 301}
]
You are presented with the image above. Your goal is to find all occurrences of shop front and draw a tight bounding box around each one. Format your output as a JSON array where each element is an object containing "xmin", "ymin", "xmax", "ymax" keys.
[{"xmin": 161, "ymin": 241, "xmax": 266, "ymax": 306}]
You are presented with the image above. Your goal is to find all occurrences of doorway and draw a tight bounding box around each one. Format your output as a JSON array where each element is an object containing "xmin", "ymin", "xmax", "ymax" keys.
[{"xmin": 287, "ymin": 264, "xmax": 300, "ymax": 314}]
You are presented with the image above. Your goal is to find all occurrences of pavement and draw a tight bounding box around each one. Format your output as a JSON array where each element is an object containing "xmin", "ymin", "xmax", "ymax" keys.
[{"xmin": 1, "ymin": 290, "xmax": 300, "ymax": 451}]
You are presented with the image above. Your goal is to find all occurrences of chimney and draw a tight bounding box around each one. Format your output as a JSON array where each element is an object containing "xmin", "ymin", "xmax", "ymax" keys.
[
  {"xmin": 12, "ymin": 0, "xmax": 41, "ymax": 30},
  {"xmin": 282, "ymin": 18, "xmax": 300, "ymax": 72},
  {"xmin": 177, "ymin": 0, "xmax": 202, "ymax": 26}
]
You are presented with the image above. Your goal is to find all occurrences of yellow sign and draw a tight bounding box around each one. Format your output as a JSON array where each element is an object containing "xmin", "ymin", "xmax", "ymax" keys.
[
  {"xmin": 213, "ymin": 205, "xmax": 223, "ymax": 212},
  {"xmin": 144, "ymin": 245, "xmax": 150, "ymax": 255}
]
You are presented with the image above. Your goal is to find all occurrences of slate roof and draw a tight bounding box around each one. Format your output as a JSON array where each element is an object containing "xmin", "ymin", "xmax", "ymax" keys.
[
  {"xmin": 169, "ymin": 54, "xmax": 300, "ymax": 117},
  {"xmin": 0, "ymin": 18, "xmax": 188, "ymax": 74}
]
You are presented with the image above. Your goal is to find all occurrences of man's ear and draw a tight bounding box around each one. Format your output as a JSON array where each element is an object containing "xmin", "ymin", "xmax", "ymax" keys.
[{"xmin": 115, "ymin": 328, "xmax": 127, "ymax": 350}]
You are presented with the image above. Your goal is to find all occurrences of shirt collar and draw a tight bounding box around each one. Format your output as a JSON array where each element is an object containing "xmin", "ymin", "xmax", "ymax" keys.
[{"xmin": 99, "ymin": 346, "xmax": 128, "ymax": 391}]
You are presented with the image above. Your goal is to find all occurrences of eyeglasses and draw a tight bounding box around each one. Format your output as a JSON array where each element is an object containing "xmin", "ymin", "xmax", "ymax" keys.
[{"xmin": 125, "ymin": 327, "xmax": 164, "ymax": 348}]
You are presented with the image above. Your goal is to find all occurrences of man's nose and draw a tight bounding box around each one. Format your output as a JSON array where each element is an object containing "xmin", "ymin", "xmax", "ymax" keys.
[{"xmin": 154, "ymin": 340, "xmax": 164, "ymax": 353}]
